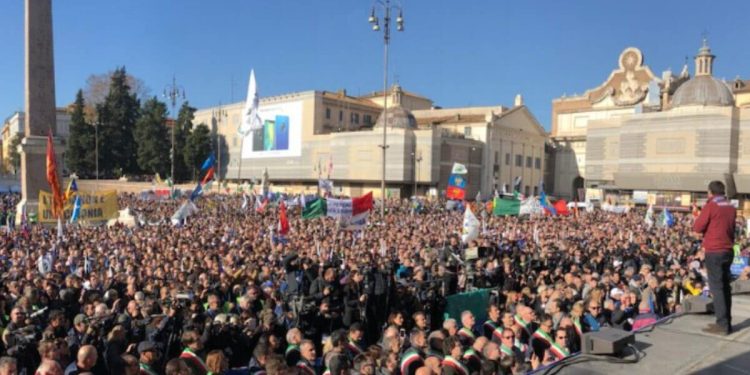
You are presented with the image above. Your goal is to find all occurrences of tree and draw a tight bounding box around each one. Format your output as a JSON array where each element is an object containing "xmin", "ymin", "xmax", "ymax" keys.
[
  {"xmin": 65, "ymin": 90, "xmax": 96, "ymax": 176},
  {"xmin": 7, "ymin": 135, "xmax": 21, "ymax": 175},
  {"xmin": 134, "ymin": 97, "xmax": 170, "ymax": 175},
  {"xmin": 183, "ymin": 123, "xmax": 212, "ymax": 181},
  {"xmin": 83, "ymin": 71, "xmax": 149, "ymax": 122},
  {"xmin": 173, "ymin": 102, "xmax": 195, "ymax": 181},
  {"xmin": 97, "ymin": 67, "xmax": 141, "ymax": 177}
]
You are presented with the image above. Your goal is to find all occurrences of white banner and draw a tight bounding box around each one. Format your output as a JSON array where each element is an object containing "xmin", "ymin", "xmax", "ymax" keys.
[{"xmin": 327, "ymin": 198, "xmax": 353, "ymax": 219}]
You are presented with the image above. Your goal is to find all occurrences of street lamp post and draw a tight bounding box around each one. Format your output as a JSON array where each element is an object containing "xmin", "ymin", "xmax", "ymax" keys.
[
  {"xmin": 369, "ymin": 0, "xmax": 404, "ymax": 219},
  {"xmin": 163, "ymin": 76, "xmax": 186, "ymax": 193},
  {"xmin": 212, "ymin": 104, "xmax": 227, "ymax": 192},
  {"xmin": 95, "ymin": 120, "xmax": 99, "ymax": 189},
  {"xmin": 412, "ymin": 150, "xmax": 422, "ymax": 197}
]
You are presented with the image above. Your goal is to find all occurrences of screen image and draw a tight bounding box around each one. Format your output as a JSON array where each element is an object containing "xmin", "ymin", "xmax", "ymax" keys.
[{"xmin": 241, "ymin": 101, "xmax": 302, "ymax": 159}]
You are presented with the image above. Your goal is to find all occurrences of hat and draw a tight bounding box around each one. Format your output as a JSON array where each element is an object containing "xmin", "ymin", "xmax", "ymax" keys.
[
  {"xmin": 137, "ymin": 341, "xmax": 158, "ymax": 354},
  {"xmin": 74, "ymin": 314, "xmax": 88, "ymax": 325},
  {"xmin": 610, "ymin": 288, "xmax": 624, "ymax": 299}
]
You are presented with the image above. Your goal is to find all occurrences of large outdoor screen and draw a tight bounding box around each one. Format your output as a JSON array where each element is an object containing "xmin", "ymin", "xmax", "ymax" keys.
[{"xmin": 241, "ymin": 100, "xmax": 302, "ymax": 159}]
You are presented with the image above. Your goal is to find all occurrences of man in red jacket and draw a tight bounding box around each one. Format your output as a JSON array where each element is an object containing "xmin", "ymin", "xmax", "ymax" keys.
[{"xmin": 693, "ymin": 180, "xmax": 736, "ymax": 335}]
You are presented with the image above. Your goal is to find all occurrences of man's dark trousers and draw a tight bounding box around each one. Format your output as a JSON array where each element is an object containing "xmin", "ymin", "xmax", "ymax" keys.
[{"xmin": 706, "ymin": 250, "xmax": 733, "ymax": 331}]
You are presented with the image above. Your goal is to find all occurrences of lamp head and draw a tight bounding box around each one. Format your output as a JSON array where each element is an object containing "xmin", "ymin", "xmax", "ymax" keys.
[
  {"xmin": 372, "ymin": 22, "xmax": 380, "ymax": 31},
  {"xmin": 368, "ymin": 8, "xmax": 377, "ymax": 24}
]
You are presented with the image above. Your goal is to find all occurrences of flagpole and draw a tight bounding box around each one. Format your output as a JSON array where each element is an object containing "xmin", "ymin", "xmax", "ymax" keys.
[{"xmin": 237, "ymin": 137, "xmax": 244, "ymax": 192}]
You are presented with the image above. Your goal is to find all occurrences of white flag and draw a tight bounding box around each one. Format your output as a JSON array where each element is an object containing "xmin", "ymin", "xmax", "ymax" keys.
[
  {"xmin": 644, "ymin": 204, "xmax": 654, "ymax": 228},
  {"xmin": 241, "ymin": 193, "xmax": 249, "ymax": 210},
  {"xmin": 452, "ymin": 162, "xmax": 468, "ymax": 174},
  {"xmin": 239, "ymin": 69, "xmax": 263, "ymax": 136},
  {"xmin": 461, "ymin": 206, "xmax": 480, "ymax": 244}
]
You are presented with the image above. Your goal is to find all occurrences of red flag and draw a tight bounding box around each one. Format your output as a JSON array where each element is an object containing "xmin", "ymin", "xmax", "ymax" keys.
[
  {"xmin": 553, "ymin": 200, "xmax": 570, "ymax": 216},
  {"xmin": 201, "ymin": 166, "xmax": 215, "ymax": 185},
  {"xmin": 352, "ymin": 192, "xmax": 374, "ymax": 215},
  {"xmin": 279, "ymin": 201, "xmax": 290, "ymax": 235},
  {"xmin": 46, "ymin": 132, "xmax": 64, "ymax": 218}
]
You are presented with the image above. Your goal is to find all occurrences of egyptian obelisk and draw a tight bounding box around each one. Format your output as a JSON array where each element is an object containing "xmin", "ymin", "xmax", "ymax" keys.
[{"xmin": 17, "ymin": 0, "xmax": 64, "ymax": 224}]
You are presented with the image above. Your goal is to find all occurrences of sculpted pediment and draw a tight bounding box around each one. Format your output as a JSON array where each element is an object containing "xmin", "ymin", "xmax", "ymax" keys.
[{"xmin": 585, "ymin": 48, "xmax": 660, "ymax": 107}]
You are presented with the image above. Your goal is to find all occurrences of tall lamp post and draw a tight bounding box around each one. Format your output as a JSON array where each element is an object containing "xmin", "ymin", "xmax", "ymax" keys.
[
  {"xmin": 411, "ymin": 150, "xmax": 422, "ymax": 197},
  {"xmin": 212, "ymin": 104, "xmax": 227, "ymax": 191},
  {"xmin": 163, "ymin": 76, "xmax": 186, "ymax": 193},
  {"xmin": 369, "ymin": 0, "xmax": 404, "ymax": 218}
]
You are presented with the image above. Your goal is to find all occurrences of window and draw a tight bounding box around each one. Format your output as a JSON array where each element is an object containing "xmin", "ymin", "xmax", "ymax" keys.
[
  {"xmin": 339, "ymin": 111, "xmax": 343, "ymax": 122},
  {"xmin": 525, "ymin": 185, "xmax": 530, "ymax": 197},
  {"xmin": 526, "ymin": 156, "xmax": 532, "ymax": 168},
  {"xmin": 515, "ymin": 154, "xmax": 522, "ymax": 167},
  {"xmin": 535, "ymin": 157, "xmax": 541, "ymax": 170},
  {"xmin": 533, "ymin": 186, "xmax": 539, "ymax": 196},
  {"xmin": 493, "ymin": 164, "xmax": 499, "ymax": 173},
  {"xmin": 505, "ymin": 153, "xmax": 510, "ymax": 165},
  {"xmin": 355, "ymin": 113, "xmax": 360, "ymax": 124},
  {"xmin": 464, "ymin": 127, "xmax": 472, "ymax": 137},
  {"xmin": 326, "ymin": 108, "xmax": 331, "ymax": 119},
  {"xmin": 364, "ymin": 114, "xmax": 372, "ymax": 125},
  {"xmin": 495, "ymin": 152, "xmax": 499, "ymax": 164}
]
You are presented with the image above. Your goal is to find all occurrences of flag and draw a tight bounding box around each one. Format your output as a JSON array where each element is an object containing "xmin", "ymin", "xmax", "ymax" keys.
[
  {"xmin": 513, "ymin": 176, "xmax": 522, "ymax": 194},
  {"xmin": 70, "ymin": 195, "xmax": 82, "ymax": 223},
  {"xmin": 553, "ymin": 200, "xmax": 570, "ymax": 216},
  {"xmin": 327, "ymin": 192, "xmax": 373, "ymax": 219},
  {"xmin": 342, "ymin": 211, "xmax": 369, "ymax": 231},
  {"xmin": 65, "ymin": 179, "xmax": 78, "ymax": 202},
  {"xmin": 539, "ymin": 190, "xmax": 557, "ymax": 215},
  {"xmin": 171, "ymin": 200, "xmax": 198, "ymax": 226},
  {"xmin": 255, "ymin": 195, "xmax": 268, "ymax": 213},
  {"xmin": 452, "ymin": 162, "xmax": 468, "ymax": 174},
  {"xmin": 493, "ymin": 197, "xmax": 521, "ymax": 216},
  {"xmin": 200, "ymin": 154, "xmax": 216, "ymax": 171},
  {"xmin": 475, "ymin": 190, "xmax": 482, "ymax": 202},
  {"xmin": 278, "ymin": 201, "xmax": 290, "ymax": 235},
  {"xmin": 201, "ymin": 167, "xmax": 215, "ymax": 185},
  {"xmin": 239, "ymin": 69, "xmax": 262, "ymax": 136},
  {"xmin": 447, "ymin": 174, "xmax": 467, "ymax": 200},
  {"xmin": 300, "ymin": 193, "xmax": 307, "ymax": 209},
  {"xmin": 461, "ymin": 205, "xmax": 479, "ymax": 243},
  {"xmin": 155, "ymin": 173, "xmax": 164, "ymax": 185},
  {"xmin": 661, "ymin": 207, "xmax": 675, "ymax": 228},
  {"xmin": 501, "ymin": 184, "xmax": 508, "ymax": 196},
  {"xmin": 302, "ymin": 198, "xmax": 327, "ymax": 219},
  {"xmin": 645, "ymin": 204, "xmax": 654, "ymax": 229},
  {"xmin": 241, "ymin": 193, "xmax": 249, "ymax": 210},
  {"xmin": 319, "ymin": 179, "xmax": 334, "ymax": 192},
  {"xmin": 189, "ymin": 182, "xmax": 203, "ymax": 201},
  {"xmin": 46, "ymin": 132, "xmax": 64, "ymax": 219},
  {"xmin": 57, "ymin": 217, "xmax": 63, "ymax": 238}
]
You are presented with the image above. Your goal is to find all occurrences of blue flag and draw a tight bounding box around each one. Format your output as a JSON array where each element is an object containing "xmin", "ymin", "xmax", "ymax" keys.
[
  {"xmin": 662, "ymin": 208, "xmax": 675, "ymax": 227},
  {"xmin": 70, "ymin": 195, "xmax": 82, "ymax": 223},
  {"xmin": 200, "ymin": 154, "xmax": 215, "ymax": 171},
  {"xmin": 190, "ymin": 183, "xmax": 203, "ymax": 201}
]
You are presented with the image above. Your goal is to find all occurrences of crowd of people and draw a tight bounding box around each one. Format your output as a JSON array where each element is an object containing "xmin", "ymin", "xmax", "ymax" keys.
[{"xmin": 0, "ymin": 190, "xmax": 748, "ymax": 375}]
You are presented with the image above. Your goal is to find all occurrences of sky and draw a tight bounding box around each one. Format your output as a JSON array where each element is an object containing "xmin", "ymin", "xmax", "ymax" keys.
[{"xmin": 1, "ymin": 0, "xmax": 749, "ymax": 130}]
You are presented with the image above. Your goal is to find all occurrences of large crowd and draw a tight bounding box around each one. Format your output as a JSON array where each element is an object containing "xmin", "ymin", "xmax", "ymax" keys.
[{"xmin": 0, "ymin": 191, "xmax": 749, "ymax": 375}]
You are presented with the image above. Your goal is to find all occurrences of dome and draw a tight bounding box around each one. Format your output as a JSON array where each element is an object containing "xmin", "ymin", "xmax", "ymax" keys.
[
  {"xmin": 374, "ymin": 105, "xmax": 417, "ymax": 129},
  {"xmin": 671, "ymin": 75, "xmax": 734, "ymax": 107}
]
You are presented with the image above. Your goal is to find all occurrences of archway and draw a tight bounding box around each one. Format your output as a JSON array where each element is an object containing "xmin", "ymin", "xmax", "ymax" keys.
[{"xmin": 572, "ymin": 176, "xmax": 584, "ymax": 201}]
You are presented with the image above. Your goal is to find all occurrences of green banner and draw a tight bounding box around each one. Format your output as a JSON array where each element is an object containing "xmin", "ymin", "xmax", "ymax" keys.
[{"xmin": 444, "ymin": 288, "xmax": 491, "ymax": 324}]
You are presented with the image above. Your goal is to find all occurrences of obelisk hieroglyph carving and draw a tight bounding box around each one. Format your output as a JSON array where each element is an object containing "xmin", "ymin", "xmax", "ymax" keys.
[{"xmin": 17, "ymin": 0, "xmax": 65, "ymax": 224}]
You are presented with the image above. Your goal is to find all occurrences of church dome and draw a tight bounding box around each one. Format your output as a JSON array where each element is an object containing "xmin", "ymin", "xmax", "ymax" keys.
[
  {"xmin": 671, "ymin": 75, "xmax": 734, "ymax": 107},
  {"xmin": 374, "ymin": 105, "xmax": 418, "ymax": 129}
]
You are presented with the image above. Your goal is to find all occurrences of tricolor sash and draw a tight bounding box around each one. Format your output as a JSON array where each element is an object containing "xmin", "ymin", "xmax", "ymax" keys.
[
  {"xmin": 459, "ymin": 327, "xmax": 476, "ymax": 341},
  {"xmin": 549, "ymin": 341, "xmax": 570, "ymax": 360},
  {"xmin": 500, "ymin": 344, "xmax": 514, "ymax": 358},
  {"xmin": 400, "ymin": 349, "xmax": 424, "ymax": 375},
  {"xmin": 442, "ymin": 356, "xmax": 469, "ymax": 375},
  {"xmin": 296, "ymin": 361, "xmax": 316, "ymax": 375},
  {"xmin": 514, "ymin": 314, "xmax": 530, "ymax": 332},
  {"xmin": 462, "ymin": 348, "xmax": 480, "ymax": 363},
  {"xmin": 484, "ymin": 320, "xmax": 504, "ymax": 341},
  {"xmin": 532, "ymin": 329, "xmax": 553, "ymax": 346},
  {"xmin": 139, "ymin": 363, "xmax": 159, "ymax": 375},
  {"xmin": 346, "ymin": 340, "xmax": 363, "ymax": 356},
  {"xmin": 286, "ymin": 344, "xmax": 300, "ymax": 356},
  {"xmin": 180, "ymin": 348, "xmax": 208, "ymax": 373},
  {"xmin": 573, "ymin": 317, "xmax": 583, "ymax": 337}
]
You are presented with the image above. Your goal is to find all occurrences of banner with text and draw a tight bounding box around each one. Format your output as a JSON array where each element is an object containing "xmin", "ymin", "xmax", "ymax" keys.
[{"xmin": 39, "ymin": 190, "xmax": 119, "ymax": 223}]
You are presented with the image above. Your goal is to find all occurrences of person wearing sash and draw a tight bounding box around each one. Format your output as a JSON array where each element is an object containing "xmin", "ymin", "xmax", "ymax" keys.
[
  {"xmin": 399, "ymin": 329, "xmax": 426, "ymax": 375},
  {"xmin": 457, "ymin": 311, "xmax": 476, "ymax": 347},
  {"xmin": 285, "ymin": 328, "xmax": 303, "ymax": 367},
  {"xmin": 440, "ymin": 336, "xmax": 469, "ymax": 375},
  {"xmin": 530, "ymin": 314, "xmax": 554, "ymax": 360},
  {"xmin": 462, "ymin": 336, "xmax": 486, "ymax": 374},
  {"xmin": 549, "ymin": 328, "xmax": 571, "ymax": 361},
  {"xmin": 344, "ymin": 323, "xmax": 365, "ymax": 361},
  {"xmin": 137, "ymin": 341, "xmax": 160, "ymax": 375},
  {"xmin": 482, "ymin": 305, "xmax": 504, "ymax": 344},
  {"xmin": 296, "ymin": 340, "xmax": 317, "ymax": 375},
  {"xmin": 513, "ymin": 305, "xmax": 537, "ymax": 345},
  {"xmin": 425, "ymin": 330, "xmax": 445, "ymax": 362},
  {"xmin": 179, "ymin": 330, "xmax": 208, "ymax": 375},
  {"xmin": 499, "ymin": 327, "xmax": 524, "ymax": 365}
]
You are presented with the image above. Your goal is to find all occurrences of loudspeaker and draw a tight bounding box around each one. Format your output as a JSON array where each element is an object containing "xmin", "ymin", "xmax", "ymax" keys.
[
  {"xmin": 731, "ymin": 279, "xmax": 750, "ymax": 295},
  {"xmin": 682, "ymin": 296, "xmax": 714, "ymax": 314},
  {"xmin": 582, "ymin": 327, "xmax": 635, "ymax": 355}
]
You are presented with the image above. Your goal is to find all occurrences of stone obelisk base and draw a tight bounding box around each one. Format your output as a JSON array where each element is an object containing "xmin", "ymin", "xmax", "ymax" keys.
[{"xmin": 16, "ymin": 135, "xmax": 64, "ymax": 225}]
